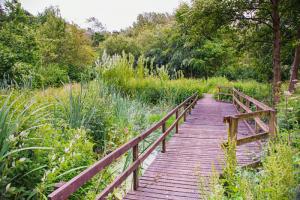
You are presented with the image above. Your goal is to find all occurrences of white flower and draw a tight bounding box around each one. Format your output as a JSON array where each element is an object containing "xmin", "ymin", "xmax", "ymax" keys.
[
  {"xmin": 8, "ymin": 135, "xmax": 15, "ymax": 142},
  {"xmin": 19, "ymin": 158, "xmax": 26, "ymax": 162},
  {"xmin": 19, "ymin": 131, "xmax": 28, "ymax": 137},
  {"xmin": 74, "ymin": 134, "xmax": 80, "ymax": 139},
  {"xmin": 64, "ymin": 147, "xmax": 70, "ymax": 153},
  {"xmin": 6, "ymin": 183, "xmax": 11, "ymax": 192}
]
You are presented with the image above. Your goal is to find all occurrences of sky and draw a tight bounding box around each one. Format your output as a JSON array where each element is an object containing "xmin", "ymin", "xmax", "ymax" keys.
[{"xmin": 19, "ymin": 0, "xmax": 189, "ymax": 31}]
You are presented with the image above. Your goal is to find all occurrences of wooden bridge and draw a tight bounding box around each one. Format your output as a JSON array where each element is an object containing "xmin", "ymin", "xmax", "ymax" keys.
[{"xmin": 48, "ymin": 87, "xmax": 276, "ymax": 200}]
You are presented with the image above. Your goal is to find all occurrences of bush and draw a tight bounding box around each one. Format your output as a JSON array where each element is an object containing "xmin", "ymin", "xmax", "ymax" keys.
[{"xmin": 37, "ymin": 64, "xmax": 69, "ymax": 87}]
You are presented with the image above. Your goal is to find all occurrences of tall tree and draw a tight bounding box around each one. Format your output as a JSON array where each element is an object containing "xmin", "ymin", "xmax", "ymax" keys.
[
  {"xmin": 288, "ymin": 28, "xmax": 300, "ymax": 92},
  {"xmin": 285, "ymin": 0, "xmax": 300, "ymax": 92},
  {"xmin": 271, "ymin": 0, "xmax": 281, "ymax": 104}
]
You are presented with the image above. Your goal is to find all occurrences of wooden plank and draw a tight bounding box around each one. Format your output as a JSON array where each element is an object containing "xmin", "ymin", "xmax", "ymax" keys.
[
  {"xmin": 133, "ymin": 145, "xmax": 139, "ymax": 190},
  {"xmin": 236, "ymin": 132, "xmax": 269, "ymax": 146}
]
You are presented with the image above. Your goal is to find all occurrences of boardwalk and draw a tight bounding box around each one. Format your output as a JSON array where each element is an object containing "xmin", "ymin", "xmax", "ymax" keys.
[
  {"xmin": 124, "ymin": 94, "xmax": 260, "ymax": 200},
  {"xmin": 48, "ymin": 90, "xmax": 275, "ymax": 200}
]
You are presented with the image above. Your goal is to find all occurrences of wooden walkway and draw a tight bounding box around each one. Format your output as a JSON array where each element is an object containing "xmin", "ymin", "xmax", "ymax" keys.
[
  {"xmin": 124, "ymin": 94, "xmax": 261, "ymax": 200},
  {"xmin": 48, "ymin": 90, "xmax": 275, "ymax": 200}
]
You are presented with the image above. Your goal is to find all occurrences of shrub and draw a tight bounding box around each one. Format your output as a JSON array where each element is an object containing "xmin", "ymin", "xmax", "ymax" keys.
[
  {"xmin": 205, "ymin": 138, "xmax": 299, "ymax": 200},
  {"xmin": 37, "ymin": 64, "xmax": 69, "ymax": 87}
]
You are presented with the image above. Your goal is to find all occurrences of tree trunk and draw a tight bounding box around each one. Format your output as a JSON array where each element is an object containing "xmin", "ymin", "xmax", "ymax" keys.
[
  {"xmin": 271, "ymin": 0, "xmax": 281, "ymax": 105},
  {"xmin": 288, "ymin": 28, "xmax": 300, "ymax": 93}
]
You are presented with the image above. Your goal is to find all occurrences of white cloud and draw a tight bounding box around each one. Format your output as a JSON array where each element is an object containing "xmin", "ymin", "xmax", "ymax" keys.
[{"xmin": 19, "ymin": 0, "xmax": 189, "ymax": 31}]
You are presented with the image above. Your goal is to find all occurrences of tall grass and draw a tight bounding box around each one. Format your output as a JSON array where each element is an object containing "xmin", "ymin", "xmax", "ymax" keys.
[
  {"xmin": 97, "ymin": 53, "xmax": 204, "ymax": 105},
  {"xmin": 0, "ymin": 93, "xmax": 53, "ymax": 199}
]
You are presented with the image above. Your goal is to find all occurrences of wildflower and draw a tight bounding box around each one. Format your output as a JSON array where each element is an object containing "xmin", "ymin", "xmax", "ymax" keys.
[
  {"xmin": 20, "ymin": 131, "xmax": 28, "ymax": 137},
  {"xmin": 8, "ymin": 134, "xmax": 16, "ymax": 142},
  {"xmin": 6, "ymin": 183, "xmax": 11, "ymax": 192},
  {"xmin": 64, "ymin": 147, "xmax": 70, "ymax": 153},
  {"xmin": 19, "ymin": 158, "xmax": 26, "ymax": 162}
]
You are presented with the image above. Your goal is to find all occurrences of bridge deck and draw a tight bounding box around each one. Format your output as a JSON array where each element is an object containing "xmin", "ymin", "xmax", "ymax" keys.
[{"xmin": 124, "ymin": 94, "xmax": 260, "ymax": 200}]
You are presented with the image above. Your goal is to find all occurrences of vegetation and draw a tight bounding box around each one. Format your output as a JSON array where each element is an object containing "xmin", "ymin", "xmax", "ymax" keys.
[
  {"xmin": 203, "ymin": 87, "xmax": 300, "ymax": 200},
  {"xmin": 0, "ymin": 0, "xmax": 300, "ymax": 199}
]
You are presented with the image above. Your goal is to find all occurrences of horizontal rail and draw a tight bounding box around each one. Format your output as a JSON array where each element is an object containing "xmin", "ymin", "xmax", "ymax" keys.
[
  {"xmin": 48, "ymin": 93, "xmax": 198, "ymax": 200},
  {"xmin": 236, "ymin": 132, "xmax": 269, "ymax": 146},
  {"xmin": 233, "ymin": 88, "xmax": 273, "ymax": 111}
]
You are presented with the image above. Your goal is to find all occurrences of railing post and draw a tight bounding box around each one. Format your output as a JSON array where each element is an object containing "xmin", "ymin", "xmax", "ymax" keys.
[
  {"xmin": 133, "ymin": 144, "xmax": 139, "ymax": 190},
  {"xmin": 269, "ymin": 110, "xmax": 277, "ymax": 137},
  {"xmin": 162, "ymin": 122, "xmax": 166, "ymax": 153},
  {"xmin": 255, "ymin": 105, "xmax": 259, "ymax": 134},
  {"xmin": 228, "ymin": 117, "xmax": 238, "ymax": 143},
  {"xmin": 183, "ymin": 104, "xmax": 187, "ymax": 122},
  {"xmin": 175, "ymin": 110, "xmax": 179, "ymax": 133},
  {"xmin": 232, "ymin": 89, "xmax": 235, "ymax": 105},
  {"xmin": 227, "ymin": 116, "xmax": 238, "ymax": 162},
  {"xmin": 192, "ymin": 95, "xmax": 196, "ymax": 109},
  {"xmin": 189, "ymin": 100, "xmax": 192, "ymax": 115}
]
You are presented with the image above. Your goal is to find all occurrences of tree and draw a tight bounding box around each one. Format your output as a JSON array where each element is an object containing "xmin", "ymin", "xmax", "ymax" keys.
[
  {"xmin": 0, "ymin": 1, "xmax": 38, "ymax": 79},
  {"xmin": 285, "ymin": 0, "xmax": 300, "ymax": 92},
  {"xmin": 86, "ymin": 17, "xmax": 106, "ymax": 47},
  {"xmin": 99, "ymin": 34, "xmax": 140, "ymax": 57},
  {"xmin": 36, "ymin": 7, "xmax": 95, "ymax": 81},
  {"xmin": 271, "ymin": 0, "xmax": 281, "ymax": 104}
]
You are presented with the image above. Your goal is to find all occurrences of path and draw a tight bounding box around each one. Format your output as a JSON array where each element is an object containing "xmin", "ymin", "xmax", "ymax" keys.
[{"xmin": 124, "ymin": 94, "xmax": 260, "ymax": 200}]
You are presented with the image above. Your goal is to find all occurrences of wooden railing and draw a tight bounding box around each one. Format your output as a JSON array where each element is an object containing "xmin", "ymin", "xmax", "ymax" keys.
[
  {"xmin": 48, "ymin": 93, "xmax": 198, "ymax": 200},
  {"xmin": 217, "ymin": 86, "xmax": 276, "ymax": 157}
]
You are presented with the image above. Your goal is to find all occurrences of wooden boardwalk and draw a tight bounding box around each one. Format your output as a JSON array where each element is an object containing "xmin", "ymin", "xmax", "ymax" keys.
[
  {"xmin": 48, "ymin": 90, "xmax": 275, "ymax": 200},
  {"xmin": 124, "ymin": 94, "xmax": 261, "ymax": 200}
]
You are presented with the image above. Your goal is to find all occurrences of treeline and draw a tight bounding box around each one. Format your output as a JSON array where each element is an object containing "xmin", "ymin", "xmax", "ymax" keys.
[
  {"xmin": 99, "ymin": 0, "xmax": 300, "ymax": 104},
  {"xmin": 1, "ymin": 0, "xmax": 300, "ymax": 103},
  {"xmin": 0, "ymin": 1, "xmax": 95, "ymax": 87}
]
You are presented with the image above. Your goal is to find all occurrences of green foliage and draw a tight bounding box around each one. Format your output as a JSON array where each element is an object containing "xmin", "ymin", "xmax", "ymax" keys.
[
  {"xmin": 99, "ymin": 35, "xmax": 140, "ymax": 57},
  {"xmin": 206, "ymin": 139, "xmax": 298, "ymax": 200},
  {"xmin": 0, "ymin": 78, "xmax": 172, "ymax": 199},
  {"xmin": 0, "ymin": 3, "xmax": 95, "ymax": 88},
  {"xmin": 0, "ymin": 1, "xmax": 38, "ymax": 79},
  {"xmin": 98, "ymin": 53, "xmax": 204, "ymax": 104},
  {"xmin": 277, "ymin": 90, "xmax": 300, "ymax": 131}
]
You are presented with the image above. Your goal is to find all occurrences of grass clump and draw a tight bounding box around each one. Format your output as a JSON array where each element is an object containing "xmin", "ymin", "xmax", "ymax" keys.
[{"xmin": 97, "ymin": 53, "xmax": 204, "ymax": 105}]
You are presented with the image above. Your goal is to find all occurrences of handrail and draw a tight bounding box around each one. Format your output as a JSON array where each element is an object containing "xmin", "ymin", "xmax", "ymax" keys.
[
  {"xmin": 48, "ymin": 93, "xmax": 198, "ymax": 200},
  {"xmin": 218, "ymin": 86, "xmax": 276, "ymax": 161},
  {"xmin": 232, "ymin": 88, "xmax": 273, "ymax": 111}
]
